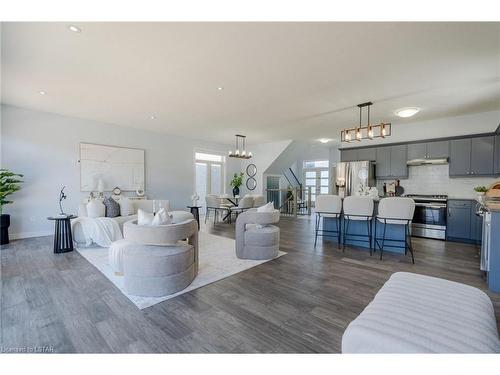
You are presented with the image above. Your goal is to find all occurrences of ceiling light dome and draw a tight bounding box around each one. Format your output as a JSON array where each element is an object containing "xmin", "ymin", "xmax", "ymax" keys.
[
  {"xmin": 317, "ymin": 138, "xmax": 331, "ymax": 144},
  {"xmin": 67, "ymin": 25, "xmax": 81, "ymax": 33},
  {"xmin": 395, "ymin": 107, "xmax": 420, "ymax": 118}
]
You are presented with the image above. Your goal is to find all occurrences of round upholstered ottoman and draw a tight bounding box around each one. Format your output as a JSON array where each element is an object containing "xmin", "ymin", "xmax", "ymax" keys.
[
  {"xmin": 109, "ymin": 239, "xmax": 130, "ymax": 275},
  {"xmin": 242, "ymin": 225, "xmax": 280, "ymax": 260},
  {"xmin": 122, "ymin": 242, "xmax": 196, "ymax": 297}
]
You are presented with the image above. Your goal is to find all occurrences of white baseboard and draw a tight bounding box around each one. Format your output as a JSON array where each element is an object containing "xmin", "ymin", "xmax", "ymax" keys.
[{"xmin": 10, "ymin": 230, "xmax": 52, "ymax": 240}]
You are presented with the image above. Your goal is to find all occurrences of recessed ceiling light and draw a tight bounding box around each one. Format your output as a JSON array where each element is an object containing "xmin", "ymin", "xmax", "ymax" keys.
[
  {"xmin": 150, "ymin": 115, "xmax": 156, "ymax": 120},
  {"xmin": 217, "ymin": 87, "xmax": 224, "ymax": 91},
  {"xmin": 39, "ymin": 90, "xmax": 47, "ymax": 95},
  {"xmin": 67, "ymin": 25, "xmax": 81, "ymax": 33},
  {"xmin": 318, "ymin": 138, "xmax": 331, "ymax": 144},
  {"xmin": 395, "ymin": 107, "xmax": 420, "ymax": 118}
]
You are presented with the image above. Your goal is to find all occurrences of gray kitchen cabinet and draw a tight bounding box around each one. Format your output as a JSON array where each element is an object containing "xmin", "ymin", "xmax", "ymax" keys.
[
  {"xmin": 450, "ymin": 136, "xmax": 495, "ymax": 177},
  {"xmin": 447, "ymin": 199, "xmax": 482, "ymax": 244},
  {"xmin": 470, "ymin": 136, "xmax": 494, "ymax": 175},
  {"xmin": 357, "ymin": 147, "xmax": 377, "ymax": 161},
  {"xmin": 447, "ymin": 205, "xmax": 471, "ymax": 240},
  {"xmin": 427, "ymin": 140, "xmax": 449, "ymax": 158},
  {"xmin": 390, "ymin": 145, "xmax": 408, "ymax": 178},
  {"xmin": 376, "ymin": 145, "xmax": 407, "ymax": 179},
  {"xmin": 375, "ymin": 147, "xmax": 391, "ymax": 178},
  {"xmin": 449, "ymin": 138, "xmax": 471, "ymax": 176},
  {"xmin": 408, "ymin": 141, "xmax": 449, "ymax": 161},
  {"xmin": 340, "ymin": 149, "xmax": 358, "ymax": 162},
  {"xmin": 407, "ymin": 143, "xmax": 427, "ymax": 160}
]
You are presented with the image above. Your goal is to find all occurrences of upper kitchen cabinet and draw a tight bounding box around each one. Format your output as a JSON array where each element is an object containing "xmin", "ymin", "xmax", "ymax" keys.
[
  {"xmin": 470, "ymin": 136, "xmax": 494, "ymax": 175},
  {"xmin": 390, "ymin": 145, "xmax": 408, "ymax": 178},
  {"xmin": 376, "ymin": 145, "xmax": 408, "ymax": 179},
  {"xmin": 340, "ymin": 147, "xmax": 377, "ymax": 162},
  {"xmin": 357, "ymin": 147, "xmax": 377, "ymax": 161},
  {"xmin": 494, "ymin": 134, "xmax": 500, "ymax": 175},
  {"xmin": 407, "ymin": 141, "xmax": 449, "ymax": 160},
  {"xmin": 340, "ymin": 149, "xmax": 358, "ymax": 162},
  {"xmin": 407, "ymin": 143, "xmax": 427, "ymax": 160},
  {"xmin": 449, "ymin": 138, "xmax": 471, "ymax": 176},
  {"xmin": 450, "ymin": 136, "xmax": 495, "ymax": 177},
  {"xmin": 427, "ymin": 140, "xmax": 450, "ymax": 158}
]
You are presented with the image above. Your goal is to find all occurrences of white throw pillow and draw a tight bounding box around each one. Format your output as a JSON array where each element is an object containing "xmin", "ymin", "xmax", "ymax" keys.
[
  {"xmin": 137, "ymin": 208, "xmax": 154, "ymax": 225},
  {"xmin": 118, "ymin": 197, "xmax": 133, "ymax": 216},
  {"xmin": 87, "ymin": 199, "xmax": 105, "ymax": 218},
  {"xmin": 257, "ymin": 202, "xmax": 274, "ymax": 213},
  {"xmin": 151, "ymin": 208, "xmax": 172, "ymax": 226}
]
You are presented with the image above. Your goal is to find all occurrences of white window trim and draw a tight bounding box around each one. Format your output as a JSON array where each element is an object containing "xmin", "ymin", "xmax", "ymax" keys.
[{"xmin": 193, "ymin": 148, "xmax": 226, "ymax": 196}]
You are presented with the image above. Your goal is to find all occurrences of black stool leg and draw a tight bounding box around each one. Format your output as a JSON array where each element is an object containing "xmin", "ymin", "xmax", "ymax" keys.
[
  {"xmin": 406, "ymin": 223, "xmax": 415, "ymax": 264},
  {"xmin": 314, "ymin": 213, "xmax": 320, "ymax": 248},
  {"xmin": 367, "ymin": 219, "xmax": 373, "ymax": 256},
  {"xmin": 379, "ymin": 221, "xmax": 387, "ymax": 261},
  {"xmin": 337, "ymin": 216, "xmax": 341, "ymax": 249}
]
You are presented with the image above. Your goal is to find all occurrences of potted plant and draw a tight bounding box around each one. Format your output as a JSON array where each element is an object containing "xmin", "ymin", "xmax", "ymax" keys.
[
  {"xmin": 230, "ymin": 172, "xmax": 244, "ymax": 197},
  {"xmin": 474, "ymin": 186, "xmax": 488, "ymax": 201},
  {"xmin": 0, "ymin": 169, "xmax": 23, "ymax": 245}
]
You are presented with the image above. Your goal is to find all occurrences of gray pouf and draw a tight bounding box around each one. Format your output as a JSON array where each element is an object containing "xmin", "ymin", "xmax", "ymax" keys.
[{"xmin": 122, "ymin": 241, "xmax": 196, "ymax": 297}]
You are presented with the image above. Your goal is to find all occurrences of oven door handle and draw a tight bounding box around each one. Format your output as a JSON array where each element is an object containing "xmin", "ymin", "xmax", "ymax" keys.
[{"xmin": 414, "ymin": 203, "xmax": 447, "ymax": 208}]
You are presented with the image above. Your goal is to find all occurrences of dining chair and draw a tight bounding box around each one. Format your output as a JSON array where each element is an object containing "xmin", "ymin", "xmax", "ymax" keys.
[{"xmin": 230, "ymin": 196, "xmax": 254, "ymax": 220}]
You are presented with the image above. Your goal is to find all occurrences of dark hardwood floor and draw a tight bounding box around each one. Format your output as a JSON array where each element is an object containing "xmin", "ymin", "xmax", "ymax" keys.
[{"xmin": 2, "ymin": 215, "xmax": 499, "ymax": 353}]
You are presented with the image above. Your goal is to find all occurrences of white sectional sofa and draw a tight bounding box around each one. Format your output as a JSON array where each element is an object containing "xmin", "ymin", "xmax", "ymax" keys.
[{"xmin": 73, "ymin": 198, "xmax": 193, "ymax": 246}]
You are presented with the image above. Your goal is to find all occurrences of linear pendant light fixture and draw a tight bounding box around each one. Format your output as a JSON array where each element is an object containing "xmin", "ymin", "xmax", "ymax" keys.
[
  {"xmin": 228, "ymin": 134, "xmax": 252, "ymax": 159},
  {"xmin": 341, "ymin": 101, "xmax": 391, "ymax": 143}
]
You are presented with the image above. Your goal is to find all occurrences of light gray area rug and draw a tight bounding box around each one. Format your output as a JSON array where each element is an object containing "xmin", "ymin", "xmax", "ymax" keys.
[{"xmin": 76, "ymin": 231, "xmax": 286, "ymax": 309}]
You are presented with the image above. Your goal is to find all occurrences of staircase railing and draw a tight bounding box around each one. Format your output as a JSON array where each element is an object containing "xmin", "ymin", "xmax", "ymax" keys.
[{"xmin": 266, "ymin": 186, "xmax": 312, "ymax": 217}]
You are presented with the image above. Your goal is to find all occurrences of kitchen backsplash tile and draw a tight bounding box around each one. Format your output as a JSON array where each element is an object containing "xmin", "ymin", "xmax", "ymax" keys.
[{"xmin": 376, "ymin": 164, "xmax": 498, "ymax": 199}]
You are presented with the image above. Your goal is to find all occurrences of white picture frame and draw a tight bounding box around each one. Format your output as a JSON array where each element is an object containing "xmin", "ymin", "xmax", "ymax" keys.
[{"xmin": 79, "ymin": 143, "xmax": 145, "ymax": 192}]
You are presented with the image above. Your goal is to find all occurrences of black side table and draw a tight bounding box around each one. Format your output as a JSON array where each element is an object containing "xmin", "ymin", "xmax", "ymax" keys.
[
  {"xmin": 187, "ymin": 206, "xmax": 201, "ymax": 230},
  {"xmin": 47, "ymin": 215, "xmax": 77, "ymax": 254}
]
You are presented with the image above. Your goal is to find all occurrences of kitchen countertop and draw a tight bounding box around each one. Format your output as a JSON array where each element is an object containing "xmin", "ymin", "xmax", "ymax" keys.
[{"xmin": 476, "ymin": 199, "xmax": 500, "ymax": 212}]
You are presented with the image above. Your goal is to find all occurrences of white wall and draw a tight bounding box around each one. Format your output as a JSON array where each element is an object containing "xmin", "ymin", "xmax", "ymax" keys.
[
  {"xmin": 0, "ymin": 105, "xmax": 241, "ymax": 238},
  {"xmin": 340, "ymin": 110, "xmax": 500, "ymax": 148},
  {"xmin": 376, "ymin": 164, "xmax": 498, "ymax": 199}
]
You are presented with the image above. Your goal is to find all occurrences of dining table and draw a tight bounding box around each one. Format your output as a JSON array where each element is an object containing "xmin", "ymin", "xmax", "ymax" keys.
[{"xmin": 217, "ymin": 195, "xmax": 239, "ymax": 222}]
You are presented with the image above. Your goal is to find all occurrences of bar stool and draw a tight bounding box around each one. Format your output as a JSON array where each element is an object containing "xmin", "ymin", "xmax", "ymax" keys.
[
  {"xmin": 342, "ymin": 196, "xmax": 374, "ymax": 255},
  {"xmin": 375, "ymin": 197, "xmax": 416, "ymax": 263},
  {"xmin": 314, "ymin": 195, "xmax": 342, "ymax": 248}
]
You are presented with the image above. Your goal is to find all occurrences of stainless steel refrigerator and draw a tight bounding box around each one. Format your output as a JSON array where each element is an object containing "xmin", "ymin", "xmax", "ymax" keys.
[{"xmin": 333, "ymin": 161, "xmax": 376, "ymax": 197}]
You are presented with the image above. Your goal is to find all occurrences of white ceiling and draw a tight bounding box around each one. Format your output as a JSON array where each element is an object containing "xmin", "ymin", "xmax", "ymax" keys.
[{"xmin": 2, "ymin": 22, "xmax": 499, "ymax": 144}]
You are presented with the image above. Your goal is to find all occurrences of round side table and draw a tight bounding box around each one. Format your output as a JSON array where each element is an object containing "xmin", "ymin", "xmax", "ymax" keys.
[
  {"xmin": 47, "ymin": 215, "xmax": 77, "ymax": 254},
  {"xmin": 187, "ymin": 206, "xmax": 201, "ymax": 230}
]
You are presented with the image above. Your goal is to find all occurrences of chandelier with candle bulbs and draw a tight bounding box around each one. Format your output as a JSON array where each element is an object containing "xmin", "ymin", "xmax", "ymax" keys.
[
  {"xmin": 228, "ymin": 134, "xmax": 252, "ymax": 159},
  {"xmin": 341, "ymin": 102, "xmax": 391, "ymax": 143}
]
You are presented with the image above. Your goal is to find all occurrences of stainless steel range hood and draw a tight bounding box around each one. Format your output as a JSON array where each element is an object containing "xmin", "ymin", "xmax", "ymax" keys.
[{"xmin": 407, "ymin": 158, "xmax": 449, "ymax": 166}]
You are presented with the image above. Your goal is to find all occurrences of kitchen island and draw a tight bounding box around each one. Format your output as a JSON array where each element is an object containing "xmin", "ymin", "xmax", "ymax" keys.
[{"xmin": 477, "ymin": 201, "xmax": 500, "ymax": 292}]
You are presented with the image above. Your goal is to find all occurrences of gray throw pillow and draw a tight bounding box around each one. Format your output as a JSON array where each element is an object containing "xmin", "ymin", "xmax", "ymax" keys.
[{"xmin": 103, "ymin": 197, "xmax": 120, "ymax": 218}]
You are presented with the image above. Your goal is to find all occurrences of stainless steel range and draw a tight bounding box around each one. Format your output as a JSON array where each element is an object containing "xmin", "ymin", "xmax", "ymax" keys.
[{"xmin": 405, "ymin": 194, "xmax": 448, "ymax": 240}]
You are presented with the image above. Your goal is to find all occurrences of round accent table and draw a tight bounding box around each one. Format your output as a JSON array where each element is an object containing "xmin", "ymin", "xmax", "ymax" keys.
[
  {"xmin": 47, "ymin": 215, "xmax": 77, "ymax": 254},
  {"xmin": 187, "ymin": 206, "xmax": 201, "ymax": 230}
]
